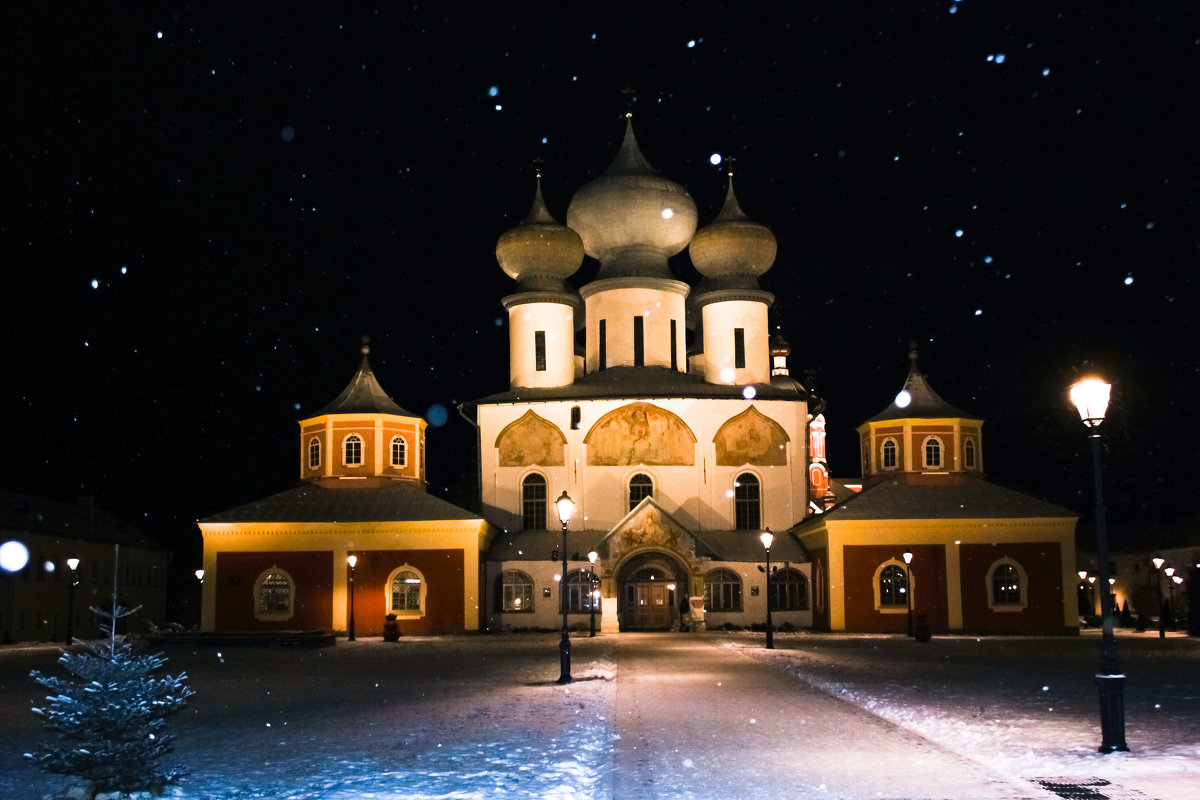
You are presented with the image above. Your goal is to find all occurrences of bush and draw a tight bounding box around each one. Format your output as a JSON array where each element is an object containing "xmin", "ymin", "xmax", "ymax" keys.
[{"xmin": 27, "ymin": 638, "xmax": 194, "ymax": 795}]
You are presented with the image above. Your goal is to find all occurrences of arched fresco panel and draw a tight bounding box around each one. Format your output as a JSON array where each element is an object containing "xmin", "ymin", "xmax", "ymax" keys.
[
  {"xmin": 714, "ymin": 406, "xmax": 790, "ymax": 466},
  {"xmin": 495, "ymin": 410, "xmax": 566, "ymax": 466},
  {"xmin": 585, "ymin": 402, "xmax": 696, "ymax": 466}
]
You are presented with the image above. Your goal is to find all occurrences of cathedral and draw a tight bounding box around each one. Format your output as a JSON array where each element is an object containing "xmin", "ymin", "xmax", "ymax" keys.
[{"xmin": 197, "ymin": 117, "xmax": 1079, "ymax": 637}]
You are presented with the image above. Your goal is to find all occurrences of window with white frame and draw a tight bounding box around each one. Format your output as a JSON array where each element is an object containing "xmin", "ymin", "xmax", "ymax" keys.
[
  {"xmin": 563, "ymin": 570, "xmax": 600, "ymax": 613},
  {"xmin": 390, "ymin": 435, "xmax": 407, "ymax": 468},
  {"xmin": 882, "ymin": 438, "xmax": 898, "ymax": 470},
  {"xmin": 734, "ymin": 473, "xmax": 761, "ymax": 530},
  {"xmin": 923, "ymin": 436, "xmax": 943, "ymax": 469},
  {"xmin": 389, "ymin": 566, "xmax": 425, "ymax": 616},
  {"xmin": 987, "ymin": 560, "xmax": 1027, "ymax": 611},
  {"xmin": 629, "ymin": 473, "xmax": 653, "ymax": 510},
  {"xmin": 964, "ymin": 438, "xmax": 976, "ymax": 469},
  {"xmin": 704, "ymin": 568, "xmax": 743, "ymax": 612},
  {"xmin": 522, "ymin": 473, "xmax": 547, "ymax": 529},
  {"xmin": 497, "ymin": 570, "xmax": 533, "ymax": 613},
  {"xmin": 876, "ymin": 562, "xmax": 909, "ymax": 610},
  {"xmin": 308, "ymin": 437, "xmax": 321, "ymax": 470},
  {"xmin": 254, "ymin": 568, "xmax": 294, "ymax": 620},
  {"xmin": 769, "ymin": 568, "xmax": 810, "ymax": 611},
  {"xmin": 344, "ymin": 433, "xmax": 364, "ymax": 466}
]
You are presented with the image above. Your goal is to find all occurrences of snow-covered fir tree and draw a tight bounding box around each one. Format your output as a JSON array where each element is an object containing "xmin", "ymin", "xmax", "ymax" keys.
[{"xmin": 26, "ymin": 545, "xmax": 194, "ymax": 796}]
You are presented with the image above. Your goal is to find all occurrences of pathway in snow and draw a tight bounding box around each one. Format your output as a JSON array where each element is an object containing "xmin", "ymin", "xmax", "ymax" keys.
[{"xmin": 612, "ymin": 632, "xmax": 1047, "ymax": 800}]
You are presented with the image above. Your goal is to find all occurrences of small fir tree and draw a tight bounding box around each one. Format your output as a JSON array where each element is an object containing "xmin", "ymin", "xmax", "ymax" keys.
[{"xmin": 27, "ymin": 544, "xmax": 194, "ymax": 796}]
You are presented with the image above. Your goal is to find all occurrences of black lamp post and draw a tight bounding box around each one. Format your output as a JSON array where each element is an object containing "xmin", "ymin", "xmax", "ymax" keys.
[
  {"xmin": 347, "ymin": 554, "xmax": 357, "ymax": 642},
  {"xmin": 760, "ymin": 529, "xmax": 774, "ymax": 649},
  {"xmin": 588, "ymin": 550, "xmax": 598, "ymax": 638},
  {"xmin": 1070, "ymin": 377, "xmax": 1129, "ymax": 753},
  {"xmin": 66, "ymin": 557, "xmax": 80, "ymax": 644},
  {"xmin": 1165, "ymin": 567, "xmax": 1177, "ymax": 630},
  {"xmin": 1152, "ymin": 556, "xmax": 1166, "ymax": 638},
  {"xmin": 903, "ymin": 550, "xmax": 914, "ymax": 637},
  {"xmin": 555, "ymin": 490, "xmax": 575, "ymax": 684}
]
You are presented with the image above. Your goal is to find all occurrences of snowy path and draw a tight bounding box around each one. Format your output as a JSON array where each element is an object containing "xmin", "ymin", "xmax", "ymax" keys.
[{"xmin": 612, "ymin": 633, "xmax": 1045, "ymax": 800}]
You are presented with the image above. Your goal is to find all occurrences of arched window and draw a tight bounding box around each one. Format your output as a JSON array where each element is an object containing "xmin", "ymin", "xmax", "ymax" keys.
[
  {"xmin": 521, "ymin": 473, "xmax": 547, "ymax": 530},
  {"xmin": 769, "ymin": 568, "xmax": 810, "ymax": 611},
  {"xmin": 629, "ymin": 473, "xmax": 654, "ymax": 510},
  {"xmin": 388, "ymin": 566, "xmax": 426, "ymax": 616},
  {"xmin": 988, "ymin": 560, "xmax": 1027, "ymax": 611},
  {"xmin": 964, "ymin": 438, "xmax": 976, "ymax": 469},
  {"xmin": 563, "ymin": 570, "xmax": 600, "ymax": 613},
  {"xmin": 923, "ymin": 436, "xmax": 942, "ymax": 469},
  {"xmin": 734, "ymin": 473, "xmax": 761, "ymax": 530},
  {"xmin": 254, "ymin": 568, "xmax": 294, "ymax": 621},
  {"xmin": 878, "ymin": 564, "xmax": 909, "ymax": 608},
  {"xmin": 390, "ymin": 435, "xmax": 407, "ymax": 468},
  {"xmin": 882, "ymin": 438, "xmax": 898, "ymax": 470},
  {"xmin": 344, "ymin": 434, "xmax": 364, "ymax": 466},
  {"xmin": 704, "ymin": 568, "xmax": 743, "ymax": 612},
  {"xmin": 496, "ymin": 570, "xmax": 533, "ymax": 613},
  {"xmin": 308, "ymin": 437, "xmax": 321, "ymax": 470}
]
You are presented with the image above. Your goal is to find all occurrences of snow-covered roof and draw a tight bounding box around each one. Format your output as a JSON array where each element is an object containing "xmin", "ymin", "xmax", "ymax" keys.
[{"xmin": 200, "ymin": 479, "xmax": 481, "ymax": 524}]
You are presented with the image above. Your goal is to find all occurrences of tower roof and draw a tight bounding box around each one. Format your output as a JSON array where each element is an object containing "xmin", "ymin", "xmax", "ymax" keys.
[
  {"xmin": 566, "ymin": 115, "xmax": 698, "ymax": 279},
  {"xmin": 866, "ymin": 347, "xmax": 980, "ymax": 423},
  {"xmin": 689, "ymin": 175, "xmax": 777, "ymax": 282},
  {"xmin": 495, "ymin": 173, "xmax": 584, "ymax": 287},
  {"xmin": 312, "ymin": 339, "xmax": 417, "ymax": 417}
]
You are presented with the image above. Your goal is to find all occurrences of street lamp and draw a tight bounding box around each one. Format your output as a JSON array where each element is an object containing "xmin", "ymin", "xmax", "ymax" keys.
[
  {"xmin": 66, "ymin": 558, "xmax": 80, "ymax": 644},
  {"xmin": 1164, "ymin": 567, "xmax": 1177, "ymax": 630},
  {"xmin": 195, "ymin": 569, "xmax": 205, "ymax": 583},
  {"xmin": 1152, "ymin": 556, "xmax": 1166, "ymax": 638},
  {"xmin": 902, "ymin": 550, "xmax": 915, "ymax": 637},
  {"xmin": 1069, "ymin": 376, "xmax": 1128, "ymax": 753},
  {"xmin": 760, "ymin": 529, "xmax": 775, "ymax": 649},
  {"xmin": 555, "ymin": 490, "xmax": 575, "ymax": 684},
  {"xmin": 587, "ymin": 550, "xmax": 599, "ymax": 638},
  {"xmin": 347, "ymin": 554, "xmax": 357, "ymax": 642}
]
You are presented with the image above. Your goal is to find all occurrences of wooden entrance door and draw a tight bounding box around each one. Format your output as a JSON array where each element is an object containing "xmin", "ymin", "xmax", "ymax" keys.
[{"xmin": 625, "ymin": 582, "xmax": 673, "ymax": 630}]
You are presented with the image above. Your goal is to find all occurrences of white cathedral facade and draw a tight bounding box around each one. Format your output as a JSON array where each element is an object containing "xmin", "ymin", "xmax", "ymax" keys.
[{"xmin": 468, "ymin": 117, "xmax": 819, "ymax": 633}]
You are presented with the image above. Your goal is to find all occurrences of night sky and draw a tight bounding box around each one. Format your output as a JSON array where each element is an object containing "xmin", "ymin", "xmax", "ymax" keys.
[{"xmin": 4, "ymin": 3, "xmax": 1197, "ymax": 568}]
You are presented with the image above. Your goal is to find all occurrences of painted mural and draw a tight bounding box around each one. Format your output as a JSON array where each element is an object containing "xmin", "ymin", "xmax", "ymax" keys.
[
  {"xmin": 495, "ymin": 410, "xmax": 566, "ymax": 466},
  {"xmin": 612, "ymin": 503, "xmax": 696, "ymax": 561},
  {"xmin": 584, "ymin": 402, "xmax": 696, "ymax": 466},
  {"xmin": 714, "ymin": 406, "xmax": 790, "ymax": 466}
]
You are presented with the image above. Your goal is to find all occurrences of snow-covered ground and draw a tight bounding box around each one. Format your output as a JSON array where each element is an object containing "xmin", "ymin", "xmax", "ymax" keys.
[
  {"xmin": 1, "ymin": 629, "xmax": 1196, "ymax": 799},
  {"xmin": 744, "ymin": 629, "xmax": 1200, "ymax": 800}
]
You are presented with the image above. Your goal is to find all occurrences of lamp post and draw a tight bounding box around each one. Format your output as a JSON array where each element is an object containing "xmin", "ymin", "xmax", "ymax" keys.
[
  {"xmin": 66, "ymin": 558, "xmax": 80, "ymax": 644},
  {"xmin": 903, "ymin": 550, "xmax": 915, "ymax": 637},
  {"xmin": 1077, "ymin": 570, "xmax": 1089, "ymax": 619},
  {"xmin": 587, "ymin": 550, "xmax": 598, "ymax": 638},
  {"xmin": 347, "ymin": 555, "xmax": 357, "ymax": 642},
  {"xmin": 555, "ymin": 491, "xmax": 575, "ymax": 684},
  {"xmin": 760, "ymin": 529, "xmax": 774, "ymax": 649},
  {"xmin": 1069, "ymin": 376, "xmax": 1128, "ymax": 753},
  {"xmin": 1164, "ymin": 567, "xmax": 1176, "ymax": 630},
  {"xmin": 1152, "ymin": 556, "xmax": 1166, "ymax": 638}
]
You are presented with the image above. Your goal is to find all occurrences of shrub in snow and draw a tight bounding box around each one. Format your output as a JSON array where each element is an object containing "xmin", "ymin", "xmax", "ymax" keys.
[{"xmin": 27, "ymin": 638, "xmax": 195, "ymax": 795}]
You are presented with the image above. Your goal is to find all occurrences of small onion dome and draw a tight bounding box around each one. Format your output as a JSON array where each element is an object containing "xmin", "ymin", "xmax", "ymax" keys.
[
  {"xmin": 689, "ymin": 177, "xmax": 777, "ymax": 280},
  {"xmin": 566, "ymin": 116, "xmax": 698, "ymax": 279},
  {"xmin": 496, "ymin": 177, "xmax": 584, "ymax": 284}
]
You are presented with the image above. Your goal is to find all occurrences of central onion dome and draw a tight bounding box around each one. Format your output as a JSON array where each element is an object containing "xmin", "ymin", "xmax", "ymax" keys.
[
  {"xmin": 689, "ymin": 177, "xmax": 777, "ymax": 281},
  {"xmin": 566, "ymin": 116, "xmax": 698, "ymax": 280},
  {"xmin": 496, "ymin": 177, "xmax": 584, "ymax": 291}
]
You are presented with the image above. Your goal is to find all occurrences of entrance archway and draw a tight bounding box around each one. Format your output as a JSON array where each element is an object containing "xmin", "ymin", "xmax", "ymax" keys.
[{"xmin": 617, "ymin": 552, "xmax": 688, "ymax": 631}]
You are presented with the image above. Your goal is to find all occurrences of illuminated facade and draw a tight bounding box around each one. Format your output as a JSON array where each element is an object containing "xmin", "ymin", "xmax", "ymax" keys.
[
  {"xmin": 197, "ymin": 342, "xmax": 494, "ymax": 635},
  {"xmin": 468, "ymin": 119, "xmax": 823, "ymax": 633},
  {"xmin": 795, "ymin": 351, "xmax": 1078, "ymax": 634}
]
